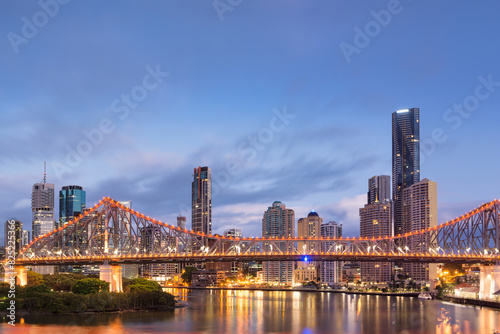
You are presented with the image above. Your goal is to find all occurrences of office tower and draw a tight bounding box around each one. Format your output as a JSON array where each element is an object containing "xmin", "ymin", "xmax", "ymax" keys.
[
  {"xmin": 402, "ymin": 178, "xmax": 438, "ymax": 282},
  {"xmin": 4, "ymin": 220, "xmax": 22, "ymax": 256},
  {"xmin": 59, "ymin": 185, "xmax": 86, "ymax": 227},
  {"xmin": 392, "ymin": 108, "xmax": 420, "ymax": 236},
  {"xmin": 32, "ymin": 169, "xmax": 55, "ymax": 238},
  {"xmin": 22, "ymin": 230, "xmax": 30, "ymax": 247},
  {"xmin": 223, "ymin": 228, "xmax": 242, "ymax": 238},
  {"xmin": 320, "ymin": 221, "xmax": 342, "ymax": 285},
  {"xmin": 177, "ymin": 214, "xmax": 187, "ymax": 230},
  {"xmin": 368, "ymin": 175, "xmax": 390, "ymax": 204},
  {"xmin": 262, "ymin": 201, "xmax": 295, "ymax": 284},
  {"xmin": 360, "ymin": 192, "xmax": 392, "ymax": 283},
  {"xmin": 192, "ymin": 166, "xmax": 212, "ymax": 235}
]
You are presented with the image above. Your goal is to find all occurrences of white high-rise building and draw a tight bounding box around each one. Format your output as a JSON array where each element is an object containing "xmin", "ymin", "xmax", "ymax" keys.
[
  {"xmin": 31, "ymin": 168, "xmax": 56, "ymax": 275},
  {"xmin": 262, "ymin": 201, "xmax": 295, "ymax": 285},
  {"xmin": 320, "ymin": 221, "xmax": 342, "ymax": 285},
  {"xmin": 32, "ymin": 174, "xmax": 55, "ymax": 238},
  {"xmin": 402, "ymin": 178, "xmax": 438, "ymax": 282}
]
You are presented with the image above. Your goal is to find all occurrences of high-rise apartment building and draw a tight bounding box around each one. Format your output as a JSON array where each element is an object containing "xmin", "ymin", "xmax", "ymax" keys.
[
  {"xmin": 392, "ymin": 108, "xmax": 420, "ymax": 236},
  {"xmin": 360, "ymin": 182, "xmax": 392, "ymax": 283},
  {"xmin": 368, "ymin": 175, "xmax": 390, "ymax": 204},
  {"xmin": 402, "ymin": 178, "xmax": 438, "ymax": 282},
  {"xmin": 192, "ymin": 166, "xmax": 212, "ymax": 235},
  {"xmin": 262, "ymin": 201, "xmax": 295, "ymax": 284},
  {"xmin": 320, "ymin": 221, "xmax": 342, "ymax": 285},
  {"xmin": 32, "ymin": 171, "xmax": 55, "ymax": 238},
  {"xmin": 22, "ymin": 230, "xmax": 30, "ymax": 247},
  {"xmin": 177, "ymin": 214, "xmax": 187, "ymax": 230},
  {"xmin": 59, "ymin": 185, "xmax": 86, "ymax": 227},
  {"xmin": 4, "ymin": 220, "xmax": 22, "ymax": 256},
  {"xmin": 295, "ymin": 211, "xmax": 322, "ymax": 283}
]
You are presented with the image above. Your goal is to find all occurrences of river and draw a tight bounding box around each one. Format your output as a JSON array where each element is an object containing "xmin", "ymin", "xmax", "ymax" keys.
[{"xmin": 1, "ymin": 288, "xmax": 499, "ymax": 333}]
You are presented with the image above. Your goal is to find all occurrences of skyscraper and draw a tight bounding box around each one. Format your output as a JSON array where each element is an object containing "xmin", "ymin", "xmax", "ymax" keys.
[
  {"xmin": 32, "ymin": 170, "xmax": 55, "ymax": 238},
  {"xmin": 192, "ymin": 166, "xmax": 212, "ymax": 235},
  {"xmin": 59, "ymin": 185, "xmax": 86, "ymax": 227},
  {"xmin": 402, "ymin": 178, "xmax": 438, "ymax": 282},
  {"xmin": 368, "ymin": 175, "xmax": 390, "ymax": 204},
  {"xmin": 320, "ymin": 221, "xmax": 342, "ymax": 285},
  {"xmin": 4, "ymin": 220, "xmax": 22, "ymax": 256},
  {"xmin": 262, "ymin": 201, "xmax": 295, "ymax": 284},
  {"xmin": 177, "ymin": 214, "xmax": 187, "ymax": 230},
  {"xmin": 392, "ymin": 108, "xmax": 420, "ymax": 236},
  {"xmin": 22, "ymin": 230, "xmax": 30, "ymax": 247},
  {"xmin": 360, "ymin": 178, "xmax": 392, "ymax": 283},
  {"xmin": 295, "ymin": 211, "xmax": 322, "ymax": 283}
]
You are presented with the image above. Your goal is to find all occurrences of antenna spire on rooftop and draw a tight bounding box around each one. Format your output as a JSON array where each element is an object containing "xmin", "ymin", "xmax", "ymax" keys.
[{"xmin": 43, "ymin": 161, "xmax": 47, "ymax": 183}]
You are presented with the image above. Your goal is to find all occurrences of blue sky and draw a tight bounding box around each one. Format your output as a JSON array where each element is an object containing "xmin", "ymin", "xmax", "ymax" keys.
[{"xmin": 1, "ymin": 0, "xmax": 500, "ymax": 242}]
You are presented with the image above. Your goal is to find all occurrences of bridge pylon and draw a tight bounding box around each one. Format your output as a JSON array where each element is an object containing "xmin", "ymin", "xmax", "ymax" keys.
[
  {"xmin": 3, "ymin": 266, "xmax": 27, "ymax": 286},
  {"xmin": 99, "ymin": 263, "xmax": 123, "ymax": 292}
]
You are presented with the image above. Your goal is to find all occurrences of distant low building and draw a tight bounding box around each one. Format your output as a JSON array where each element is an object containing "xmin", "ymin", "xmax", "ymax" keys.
[{"xmin": 192, "ymin": 270, "xmax": 225, "ymax": 287}]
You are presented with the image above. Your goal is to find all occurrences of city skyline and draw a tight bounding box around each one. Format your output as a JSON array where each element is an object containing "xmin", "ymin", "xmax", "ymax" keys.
[{"xmin": 2, "ymin": 1, "xmax": 500, "ymax": 242}]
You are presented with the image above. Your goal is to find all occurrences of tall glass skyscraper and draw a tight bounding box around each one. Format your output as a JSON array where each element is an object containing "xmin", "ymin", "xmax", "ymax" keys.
[
  {"xmin": 392, "ymin": 108, "xmax": 420, "ymax": 236},
  {"xmin": 59, "ymin": 185, "xmax": 86, "ymax": 227},
  {"xmin": 192, "ymin": 166, "xmax": 212, "ymax": 235}
]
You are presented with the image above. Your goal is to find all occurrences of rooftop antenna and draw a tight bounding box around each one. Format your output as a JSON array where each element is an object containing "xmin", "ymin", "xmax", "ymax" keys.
[{"xmin": 43, "ymin": 161, "xmax": 47, "ymax": 183}]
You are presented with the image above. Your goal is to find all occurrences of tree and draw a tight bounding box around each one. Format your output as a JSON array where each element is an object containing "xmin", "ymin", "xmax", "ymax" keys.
[
  {"xmin": 72, "ymin": 278, "xmax": 109, "ymax": 295},
  {"xmin": 27, "ymin": 271, "xmax": 44, "ymax": 286},
  {"xmin": 181, "ymin": 266, "xmax": 198, "ymax": 285},
  {"xmin": 125, "ymin": 278, "xmax": 162, "ymax": 292}
]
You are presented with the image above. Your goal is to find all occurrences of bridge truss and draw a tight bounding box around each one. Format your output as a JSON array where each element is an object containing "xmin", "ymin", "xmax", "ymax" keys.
[{"xmin": 16, "ymin": 198, "xmax": 500, "ymax": 266}]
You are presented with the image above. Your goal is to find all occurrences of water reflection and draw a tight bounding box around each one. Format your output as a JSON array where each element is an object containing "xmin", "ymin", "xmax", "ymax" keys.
[{"xmin": 1, "ymin": 289, "xmax": 499, "ymax": 333}]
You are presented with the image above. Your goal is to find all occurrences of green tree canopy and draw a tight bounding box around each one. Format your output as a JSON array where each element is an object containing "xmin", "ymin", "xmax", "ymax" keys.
[
  {"xmin": 71, "ymin": 278, "xmax": 110, "ymax": 295},
  {"xmin": 27, "ymin": 271, "xmax": 44, "ymax": 286},
  {"xmin": 181, "ymin": 266, "xmax": 198, "ymax": 285},
  {"xmin": 125, "ymin": 278, "xmax": 162, "ymax": 292}
]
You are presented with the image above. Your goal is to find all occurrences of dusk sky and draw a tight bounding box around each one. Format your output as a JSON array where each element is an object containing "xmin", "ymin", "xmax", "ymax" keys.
[{"xmin": 1, "ymin": 1, "xmax": 500, "ymax": 242}]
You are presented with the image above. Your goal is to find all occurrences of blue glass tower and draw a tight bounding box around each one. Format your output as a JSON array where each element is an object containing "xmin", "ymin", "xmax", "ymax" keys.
[
  {"xmin": 392, "ymin": 108, "xmax": 420, "ymax": 236},
  {"xmin": 59, "ymin": 185, "xmax": 86, "ymax": 227}
]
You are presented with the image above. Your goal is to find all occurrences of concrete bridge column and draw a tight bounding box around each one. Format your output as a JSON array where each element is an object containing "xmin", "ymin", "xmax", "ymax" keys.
[
  {"xmin": 99, "ymin": 264, "xmax": 123, "ymax": 292},
  {"xmin": 3, "ymin": 267, "xmax": 28, "ymax": 286},
  {"xmin": 479, "ymin": 265, "xmax": 500, "ymax": 300}
]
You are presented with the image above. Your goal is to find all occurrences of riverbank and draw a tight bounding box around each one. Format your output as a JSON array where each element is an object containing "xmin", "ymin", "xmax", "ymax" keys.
[
  {"xmin": 168, "ymin": 285, "xmax": 421, "ymax": 297},
  {"xmin": 442, "ymin": 295, "xmax": 500, "ymax": 309}
]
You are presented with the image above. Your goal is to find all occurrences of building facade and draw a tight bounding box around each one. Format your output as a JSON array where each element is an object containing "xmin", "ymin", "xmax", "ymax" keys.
[
  {"xmin": 223, "ymin": 228, "xmax": 242, "ymax": 238},
  {"xmin": 392, "ymin": 108, "xmax": 420, "ymax": 236},
  {"xmin": 192, "ymin": 166, "xmax": 212, "ymax": 235},
  {"xmin": 320, "ymin": 221, "xmax": 342, "ymax": 285},
  {"xmin": 359, "ymin": 190, "xmax": 392, "ymax": 283},
  {"xmin": 4, "ymin": 220, "xmax": 23, "ymax": 256},
  {"xmin": 32, "ymin": 179, "xmax": 55, "ymax": 238},
  {"xmin": 59, "ymin": 185, "xmax": 86, "ymax": 227},
  {"xmin": 368, "ymin": 175, "xmax": 390, "ymax": 204},
  {"xmin": 402, "ymin": 178, "xmax": 438, "ymax": 282},
  {"xmin": 296, "ymin": 211, "xmax": 322, "ymax": 283},
  {"xmin": 177, "ymin": 214, "xmax": 187, "ymax": 230},
  {"xmin": 262, "ymin": 201, "xmax": 295, "ymax": 284}
]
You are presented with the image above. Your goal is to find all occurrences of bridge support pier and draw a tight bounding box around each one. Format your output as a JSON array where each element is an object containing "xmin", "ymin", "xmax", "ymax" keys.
[
  {"xmin": 99, "ymin": 265, "xmax": 122, "ymax": 292},
  {"xmin": 3, "ymin": 267, "xmax": 28, "ymax": 286},
  {"xmin": 479, "ymin": 265, "xmax": 500, "ymax": 300}
]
